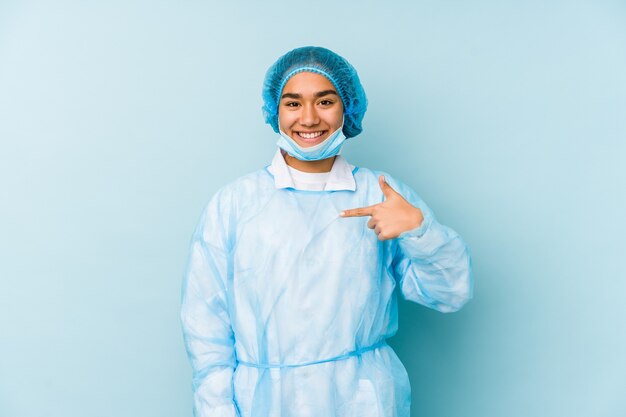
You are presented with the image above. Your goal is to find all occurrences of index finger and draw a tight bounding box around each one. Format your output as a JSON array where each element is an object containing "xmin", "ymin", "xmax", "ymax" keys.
[{"xmin": 340, "ymin": 205, "xmax": 376, "ymax": 218}]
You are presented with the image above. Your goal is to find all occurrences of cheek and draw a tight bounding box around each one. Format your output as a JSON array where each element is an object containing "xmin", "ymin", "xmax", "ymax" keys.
[
  {"xmin": 278, "ymin": 111, "xmax": 297, "ymax": 131},
  {"xmin": 326, "ymin": 108, "xmax": 344, "ymax": 129}
]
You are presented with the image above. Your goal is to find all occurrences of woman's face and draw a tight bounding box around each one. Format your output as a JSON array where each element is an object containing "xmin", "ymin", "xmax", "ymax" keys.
[{"xmin": 278, "ymin": 71, "xmax": 344, "ymax": 148}]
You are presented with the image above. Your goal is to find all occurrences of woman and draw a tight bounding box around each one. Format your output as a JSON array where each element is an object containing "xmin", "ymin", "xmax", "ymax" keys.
[{"xmin": 181, "ymin": 46, "xmax": 473, "ymax": 417}]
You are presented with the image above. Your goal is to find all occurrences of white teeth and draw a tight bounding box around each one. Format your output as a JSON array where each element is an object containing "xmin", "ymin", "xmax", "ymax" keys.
[{"xmin": 298, "ymin": 131, "xmax": 324, "ymax": 139}]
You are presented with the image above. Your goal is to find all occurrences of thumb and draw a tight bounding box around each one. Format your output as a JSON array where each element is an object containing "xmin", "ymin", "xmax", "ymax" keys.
[{"xmin": 379, "ymin": 175, "xmax": 397, "ymax": 199}]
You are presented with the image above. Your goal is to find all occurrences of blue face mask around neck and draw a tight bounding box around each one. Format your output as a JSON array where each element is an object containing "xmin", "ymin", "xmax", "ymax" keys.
[{"xmin": 276, "ymin": 124, "xmax": 347, "ymax": 161}]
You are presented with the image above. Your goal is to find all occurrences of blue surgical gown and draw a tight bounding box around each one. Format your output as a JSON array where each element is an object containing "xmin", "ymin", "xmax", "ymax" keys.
[{"xmin": 181, "ymin": 157, "xmax": 473, "ymax": 417}]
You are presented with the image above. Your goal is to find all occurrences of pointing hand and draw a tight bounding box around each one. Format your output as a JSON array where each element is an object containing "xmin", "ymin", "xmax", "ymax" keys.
[{"xmin": 340, "ymin": 175, "xmax": 424, "ymax": 241}]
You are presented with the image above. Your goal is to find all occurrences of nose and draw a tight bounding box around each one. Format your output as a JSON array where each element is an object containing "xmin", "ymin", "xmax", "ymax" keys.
[{"xmin": 299, "ymin": 103, "xmax": 320, "ymax": 127}]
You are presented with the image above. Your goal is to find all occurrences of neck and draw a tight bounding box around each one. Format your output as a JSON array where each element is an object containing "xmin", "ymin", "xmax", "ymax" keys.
[{"xmin": 283, "ymin": 152, "xmax": 336, "ymax": 173}]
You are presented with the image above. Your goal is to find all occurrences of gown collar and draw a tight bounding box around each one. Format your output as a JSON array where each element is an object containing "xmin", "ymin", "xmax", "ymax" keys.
[{"xmin": 267, "ymin": 148, "xmax": 356, "ymax": 191}]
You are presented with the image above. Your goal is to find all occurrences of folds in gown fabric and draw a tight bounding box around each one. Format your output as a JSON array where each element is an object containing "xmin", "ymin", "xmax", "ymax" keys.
[{"xmin": 181, "ymin": 165, "xmax": 472, "ymax": 417}]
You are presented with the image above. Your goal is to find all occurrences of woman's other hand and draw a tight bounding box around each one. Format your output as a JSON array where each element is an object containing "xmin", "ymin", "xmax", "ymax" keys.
[{"xmin": 340, "ymin": 175, "xmax": 424, "ymax": 241}]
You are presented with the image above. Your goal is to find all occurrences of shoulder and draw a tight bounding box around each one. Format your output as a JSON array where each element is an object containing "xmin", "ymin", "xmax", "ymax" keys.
[
  {"xmin": 353, "ymin": 166, "xmax": 416, "ymax": 196},
  {"xmin": 193, "ymin": 168, "xmax": 273, "ymax": 242},
  {"xmin": 217, "ymin": 168, "xmax": 273, "ymax": 198},
  {"xmin": 201, "ymin": 168, "xmax": 274, "ymax": 218},
  {"xmin": 354, "ymin": 166, "xmax": 431, "ymax": 212}
]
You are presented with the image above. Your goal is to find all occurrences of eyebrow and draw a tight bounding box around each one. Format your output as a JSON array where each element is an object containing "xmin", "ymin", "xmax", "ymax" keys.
[{"xmin": 281, "ymin": 89, "xmax": 338, "ymax": 99}]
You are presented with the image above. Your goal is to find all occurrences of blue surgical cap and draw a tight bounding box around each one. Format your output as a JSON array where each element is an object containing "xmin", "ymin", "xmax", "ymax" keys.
[{"xmin": 262, "ymin": 46, "xmax": 368, "ymax": 138}]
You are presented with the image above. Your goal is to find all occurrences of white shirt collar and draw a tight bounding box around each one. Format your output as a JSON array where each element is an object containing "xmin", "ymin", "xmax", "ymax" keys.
[{"xmin": 267, "ymin": 148, "xmax": 356, "ymax": 191}]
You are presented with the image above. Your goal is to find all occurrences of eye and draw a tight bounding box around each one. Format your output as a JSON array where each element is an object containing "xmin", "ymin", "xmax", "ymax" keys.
[
  {"xmin": 283, "ymin": 101, "xmax": 300, "ymax": 108},
  {"xmin": 319, "ymin": 99, "xmax": 335, "ymax": 106}
]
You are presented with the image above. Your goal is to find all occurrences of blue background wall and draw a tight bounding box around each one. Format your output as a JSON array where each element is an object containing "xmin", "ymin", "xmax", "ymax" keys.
[{"xmin": 1, "ymin": 1, "xmax": 624, "ymax": 416}]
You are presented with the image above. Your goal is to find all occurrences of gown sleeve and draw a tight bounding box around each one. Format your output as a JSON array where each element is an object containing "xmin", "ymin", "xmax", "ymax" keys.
[
  {"xmin": 387, "ymin": 177, "xmax": 473, "ymax": 313},
  {"xmin": 180, "ymin": 190, "xmax": 239, "ymax": 416}
]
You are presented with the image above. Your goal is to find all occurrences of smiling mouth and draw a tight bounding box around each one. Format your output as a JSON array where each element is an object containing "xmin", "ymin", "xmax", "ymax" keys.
[{"xmin": 296, "ymin": 130, "xmax": 326, "ymax": 141}]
